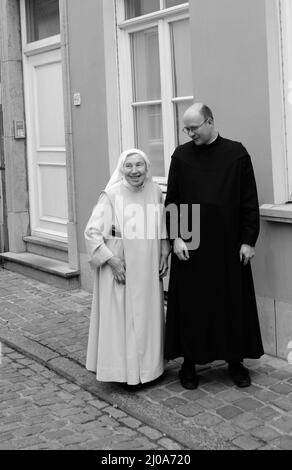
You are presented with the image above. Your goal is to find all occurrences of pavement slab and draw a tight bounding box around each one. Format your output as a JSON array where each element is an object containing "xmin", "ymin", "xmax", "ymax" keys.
[
  {"xmin": 0, "ymin": 344, "xmax": 181, "ymax": 450},
  {"xmin": 1, "ymin": 268, "xmax": 292, "ymax": 450}
]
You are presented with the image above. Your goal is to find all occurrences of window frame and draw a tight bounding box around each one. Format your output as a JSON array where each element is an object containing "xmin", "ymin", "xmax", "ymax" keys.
[
  {"xmin": 264, "ymin": 0, "xmax": 290, "ymax": 205},
  {"xmin": 259, "ymin": 0, "xmax": 292, "ymax": 223},
  {"xmin": 279, "ymin": 0, "xmax": 292, "ymax": 201},
  {"xmin": 22, "ymin": 0, "xmax": 61, "ymax": 48},
  {"xmin": 25, "ymin": 0, "xmax": 61, "ymax": 44},
  {"xmin": 20, "ymin": 0, "xmax": 61, "ymax": 55},
  {"xmin": 116, "ymin": 0, "xmax": 192, "ymax": 184}
]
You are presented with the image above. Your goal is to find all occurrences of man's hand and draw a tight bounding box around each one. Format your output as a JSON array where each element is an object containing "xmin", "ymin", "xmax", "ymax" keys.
[
  {"xmin": 107, "ymin": 256, "xmax": 126, "ymax": 284},
  {"xmin": 173, "ymin": 238, "xmax": 189, "ymax": 261},
  {"xmin": 159, "ymin": 255, "xmax": 168, "ymax": 278},
  {"xmin": 240, "ymin": 244, "xmax": 255, "ymax": 266}
]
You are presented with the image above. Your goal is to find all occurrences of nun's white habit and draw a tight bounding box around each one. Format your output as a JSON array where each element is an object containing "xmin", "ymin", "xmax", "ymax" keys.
[{"xmin": 85, "ymin": 149, "xmax": 169, "ymax": 384}]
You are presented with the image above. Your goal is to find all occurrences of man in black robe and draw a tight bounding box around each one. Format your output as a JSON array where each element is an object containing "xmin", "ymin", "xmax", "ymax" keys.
[{"xmin": 164, "ymin": 103, "xmax": 264, "ymax": 389}]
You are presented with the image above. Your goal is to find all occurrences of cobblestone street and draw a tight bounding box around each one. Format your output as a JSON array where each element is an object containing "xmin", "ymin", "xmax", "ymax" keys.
[
  {"xmin": 0, "ymin": 344, "xmax": 181, "ymax": 450},
  {"xmin": 1, "ymin": 268, "xmax": 292, "ymax": 450}
]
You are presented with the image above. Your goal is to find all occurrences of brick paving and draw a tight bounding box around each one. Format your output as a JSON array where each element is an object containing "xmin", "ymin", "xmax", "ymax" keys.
[
  {"xmin": 1, "ymin": 268, "xmax": 292, "ymax": 450},
  {"xmin": 0, "ymin": 344, "xmax": 181, "ymax": 450}
]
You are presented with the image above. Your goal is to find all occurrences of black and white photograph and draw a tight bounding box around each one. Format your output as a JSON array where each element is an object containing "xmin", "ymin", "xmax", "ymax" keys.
[{"xmin": 0, "ymin": 0, "xmax": 292, "ymax": 456}]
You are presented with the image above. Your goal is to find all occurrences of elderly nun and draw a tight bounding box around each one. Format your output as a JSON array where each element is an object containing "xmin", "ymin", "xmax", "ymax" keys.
[{"xmin": 85, "ymin": 149, "xmax": 170, "ymax": 385}]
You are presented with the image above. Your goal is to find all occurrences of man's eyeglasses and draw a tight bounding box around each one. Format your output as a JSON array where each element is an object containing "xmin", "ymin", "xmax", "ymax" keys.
[{"xmin": 182, "ymin": 119, "xmax": 208, "ymax": 135}]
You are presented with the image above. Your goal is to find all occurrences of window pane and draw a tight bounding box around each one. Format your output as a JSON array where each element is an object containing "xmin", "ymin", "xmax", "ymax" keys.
[
  {"xmin": 131, "ymin": 28, "xmax": 161, "ymax": 102},
  {"xmin": 125, "ymin": 0, "xmax": 160, "ymax": 19},
  {"xmin": 134, "ymin": 105, "xmax": 165, "ymax": 176},
  {"xmin": 174, "ymin": 100, "xmax": 194, "ymax": 146},
  {"xmin": 171, "ymin": 19, "xmax": 193, "ymax": 97},
  {"xmin": 166, "ymin": 0, "xmax": 187, "ymax": 7},
  {"xmin": 26, "ymin": 0, "xmax": 60, "ymax": 43}
]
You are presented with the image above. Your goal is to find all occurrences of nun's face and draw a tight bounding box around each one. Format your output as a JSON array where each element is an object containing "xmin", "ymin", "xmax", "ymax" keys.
[{"xmin": 123, "ymin": 155, "xmax": 147, "ymax": 187}]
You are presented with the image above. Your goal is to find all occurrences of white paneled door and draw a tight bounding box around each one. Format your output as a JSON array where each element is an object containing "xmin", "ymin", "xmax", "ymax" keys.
[{"xmin": 26, "ymin": 48, "xmax": 68, "ymax": 240}]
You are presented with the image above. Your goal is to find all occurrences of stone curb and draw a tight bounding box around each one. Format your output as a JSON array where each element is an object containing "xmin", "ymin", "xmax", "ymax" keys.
[{"xmin": 0, "ymin": 330, "xmax": 237, "ymax": 450}]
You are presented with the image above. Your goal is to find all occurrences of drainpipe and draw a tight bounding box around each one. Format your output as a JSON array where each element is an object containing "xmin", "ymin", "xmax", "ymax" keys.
[{"xmin": 0, "ymin": 98, "xmax": 9, "ymax": 254}]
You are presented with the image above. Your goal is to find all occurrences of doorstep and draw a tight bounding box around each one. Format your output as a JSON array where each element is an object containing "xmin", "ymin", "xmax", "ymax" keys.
[{"xmin": 0, "ymin": 251, "xmax": 80, "ymax": 290}]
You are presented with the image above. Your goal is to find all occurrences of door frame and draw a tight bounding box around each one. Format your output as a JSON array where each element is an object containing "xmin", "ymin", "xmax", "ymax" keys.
[{"xmin": 19, "ymin": 0, "xmax": 79, "ymax": 269}]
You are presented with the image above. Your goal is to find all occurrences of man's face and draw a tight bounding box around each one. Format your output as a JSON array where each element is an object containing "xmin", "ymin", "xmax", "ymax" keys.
[{"xmin": 183, "ymin": 112, "xmax": 214, "ymax": 146}]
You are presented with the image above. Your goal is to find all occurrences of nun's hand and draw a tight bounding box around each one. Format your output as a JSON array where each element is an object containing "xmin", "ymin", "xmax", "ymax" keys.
[
  {"xmin": 159, "ymin": 255, "xmax": 168, "ymax": 278},
  {"xmin": 107, "ymin": 256, "xmax": 126, "ymax": 284}
]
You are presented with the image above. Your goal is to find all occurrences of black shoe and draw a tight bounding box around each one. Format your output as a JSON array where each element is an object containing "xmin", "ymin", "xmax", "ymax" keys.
[
  {"xmin": 179, "ymin": 369, "xmax": 199, "ymax": 390},
  {"xmin": 228, "ymin": 363, "xmax": 251, "ymax": 388}
]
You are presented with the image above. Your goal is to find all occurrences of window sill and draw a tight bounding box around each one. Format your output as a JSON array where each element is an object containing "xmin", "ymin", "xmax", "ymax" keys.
[{"xmin": 260, "ymin": 203, "xmax": 292, "ymax": 224}]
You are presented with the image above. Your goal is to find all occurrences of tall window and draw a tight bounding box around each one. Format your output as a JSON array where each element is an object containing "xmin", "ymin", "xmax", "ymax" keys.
[
  {"xmin": 280, "ymin": 0, "xmax": 292, "ymax": 201},
  {"xmin": 117, "ymin": 0, "xmax": 193, "ymax": 180}
]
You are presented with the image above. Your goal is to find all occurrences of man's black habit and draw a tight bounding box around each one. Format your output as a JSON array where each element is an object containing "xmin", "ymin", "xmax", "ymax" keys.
[{"xmin": 164, "ymin": 135, "xmax": 264, "ymax": 364}]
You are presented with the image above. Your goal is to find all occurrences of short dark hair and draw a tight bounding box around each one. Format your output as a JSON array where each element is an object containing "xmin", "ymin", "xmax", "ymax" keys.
[{"xmin": 200, "ymin": 105, "xmax": 214, "ymax": 122}]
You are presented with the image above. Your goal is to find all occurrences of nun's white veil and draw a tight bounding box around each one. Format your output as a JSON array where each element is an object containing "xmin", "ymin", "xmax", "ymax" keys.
[{"xmin": 105, "ymin": 148, "xmax": 151, "ymax": 191}]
